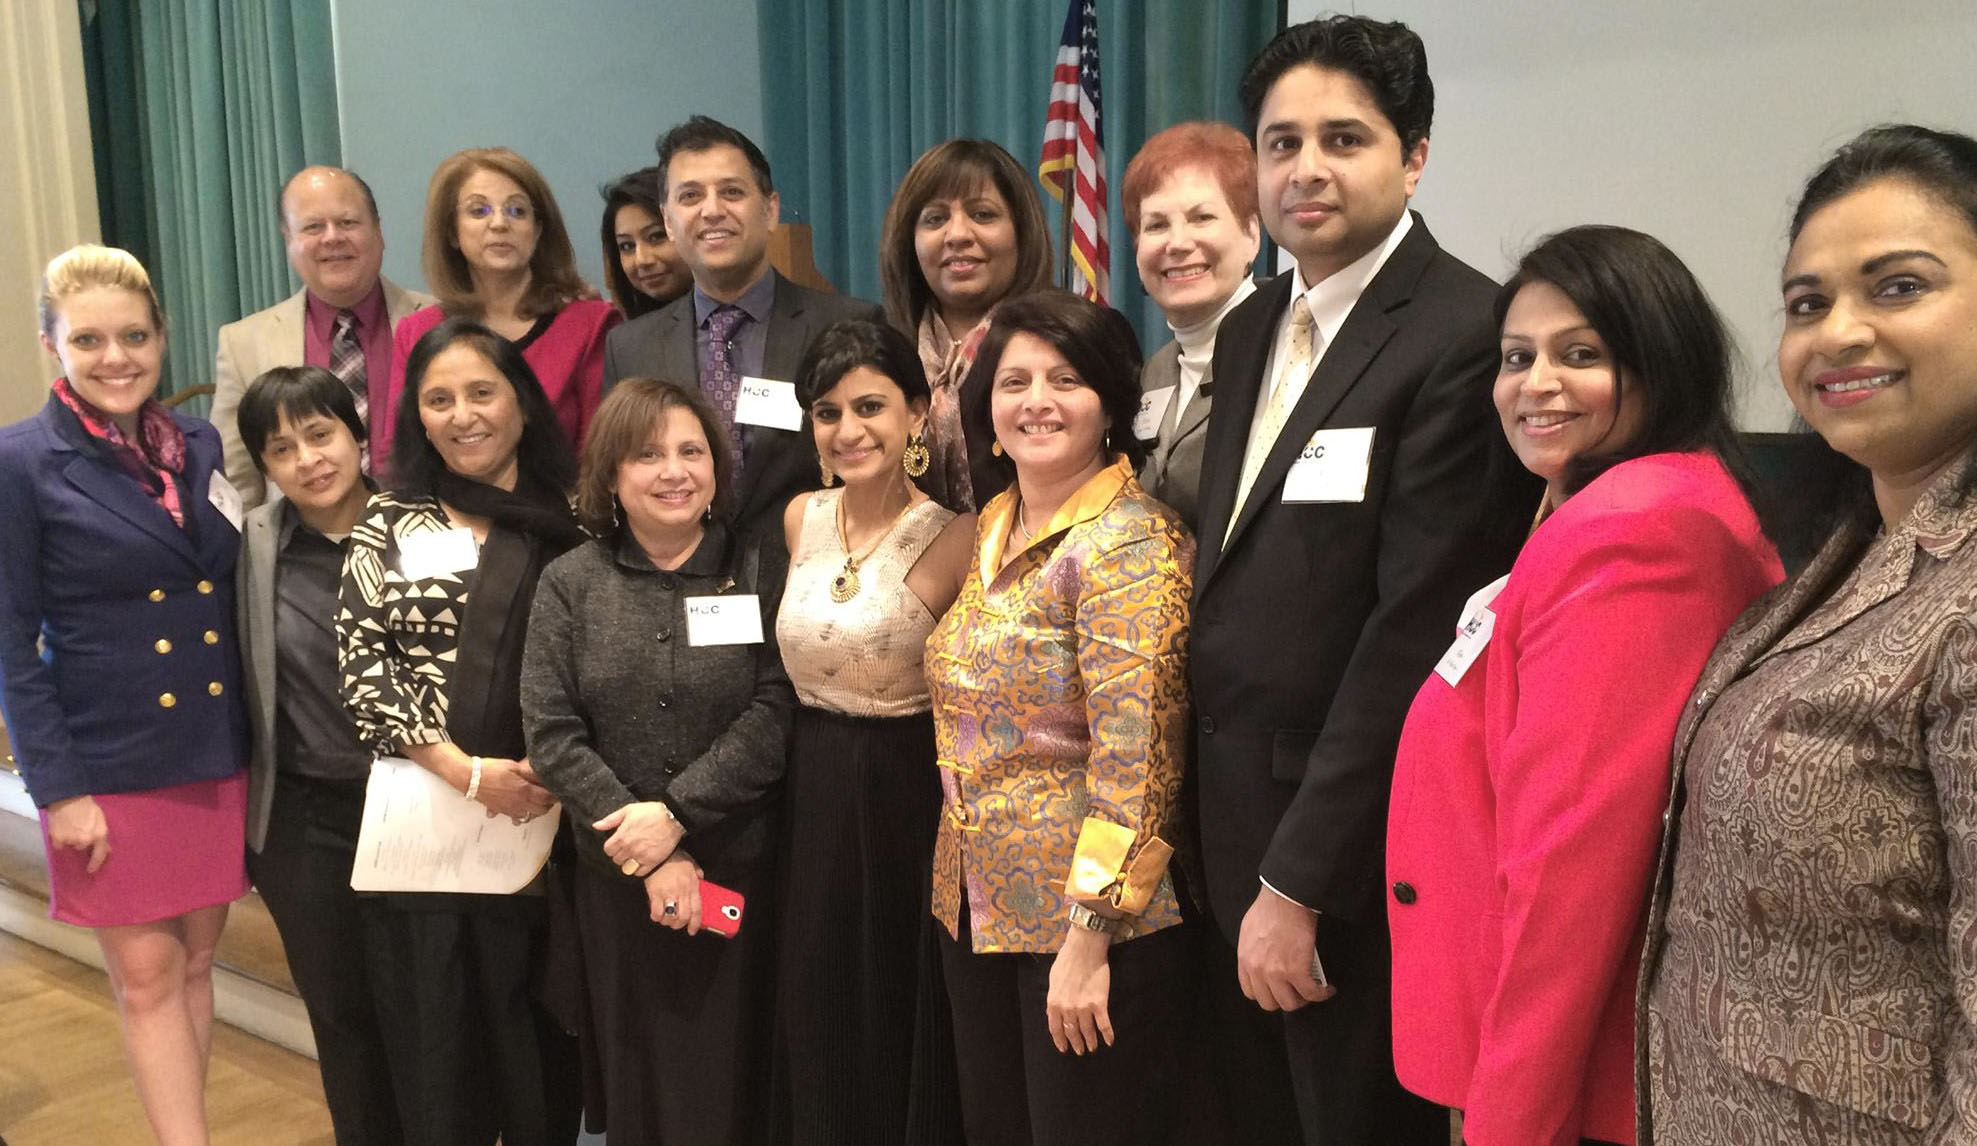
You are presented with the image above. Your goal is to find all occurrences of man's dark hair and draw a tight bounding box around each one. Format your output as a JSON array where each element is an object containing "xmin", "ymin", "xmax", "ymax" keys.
[
  {"xmin": 237, "ymin": 365, "xmax": 367, "ymax": 472},
  {"xmin": 655, "ymin": 115, "xmax": 775, "ymax": 196},
  {"xmin": 1238, "ymin": 15, "xmax": 1434, "ymax": 156},
  {"xmin": 276, "ymin": 166, "xmax": 381, "ymax": 228}
]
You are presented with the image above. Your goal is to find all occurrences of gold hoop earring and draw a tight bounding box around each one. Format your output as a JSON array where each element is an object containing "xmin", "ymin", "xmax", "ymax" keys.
[{"xmin": 903, "ymin": 433, "xmax": 931, "ymax": 478}]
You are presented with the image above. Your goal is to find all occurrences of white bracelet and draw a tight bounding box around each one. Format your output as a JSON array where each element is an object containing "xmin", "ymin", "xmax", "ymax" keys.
[{"xmin": 466, "ymin": 756, "xmax": 483, "ymax": 802}]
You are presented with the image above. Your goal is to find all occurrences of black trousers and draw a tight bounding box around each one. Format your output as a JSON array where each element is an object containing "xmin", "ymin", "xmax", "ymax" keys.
[
  {"xmin": 937, "ymin": 908, "xmax": 1192, "ymax": 1146},
  {"xmin": 246, "ymin": 774, "xmax": 405, "ymax": 1146},
  {"xmin": 1200, "ymin": 918, "xmax": 1446, "ymax": 1146}
]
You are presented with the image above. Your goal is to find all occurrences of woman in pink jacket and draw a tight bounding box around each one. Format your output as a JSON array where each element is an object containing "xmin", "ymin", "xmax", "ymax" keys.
[{"xmin": 1385, "ymin": 225, "xmax": 1783, "ymax": 1146}]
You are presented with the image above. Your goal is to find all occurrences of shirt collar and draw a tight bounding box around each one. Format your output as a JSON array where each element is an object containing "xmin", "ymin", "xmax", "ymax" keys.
[
  {"xmin": 693, "ymin": 270, "xmax": 777, "ymax": 329},
  {"xmin": 1290, "ymin": 210, "xmax": 1413, "ymax": 339},
  {"xmin": 303, "ymin": 280, "xmax": 388, "ymax": 341},
  {"xmin": 975, "ymin": 456, "xmax": 1133, "ymax": 583},
  {"xmin": 611, "ymin": 519, "xmax": 736, "ymax": 579}
]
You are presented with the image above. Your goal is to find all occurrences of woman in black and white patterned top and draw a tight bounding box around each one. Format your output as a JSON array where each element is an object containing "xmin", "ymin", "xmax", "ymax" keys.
[{"xmin": 337, "ymin": 316, "xmax": 585, "ymax": 1146}]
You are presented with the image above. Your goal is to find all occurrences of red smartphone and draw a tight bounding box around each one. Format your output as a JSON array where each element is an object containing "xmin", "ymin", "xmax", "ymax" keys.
[{"xmin": 698, "ymin": 879, "xmax": 746, "ymax": 938}]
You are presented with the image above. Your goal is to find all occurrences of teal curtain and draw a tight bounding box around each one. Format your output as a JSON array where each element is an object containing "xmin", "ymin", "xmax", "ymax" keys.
[
  {"xmin": 79, "ymin": 0, "xmax": 340, "ymax": 409},
  {"xmin": 760, "ymin": 0, "xmax": 1277, "ymax": 347}
]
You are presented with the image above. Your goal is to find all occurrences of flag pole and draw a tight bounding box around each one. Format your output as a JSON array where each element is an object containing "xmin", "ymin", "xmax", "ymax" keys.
[{"xmin": 1057, "ymin": 177, "xmax": 1075, "ymax": 291}]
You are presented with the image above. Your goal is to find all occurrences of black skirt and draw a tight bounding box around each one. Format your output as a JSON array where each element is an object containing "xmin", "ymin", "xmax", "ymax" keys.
[{"xmin": 773, "ymin": 705, "xmax": 959, "ymax": 1146}]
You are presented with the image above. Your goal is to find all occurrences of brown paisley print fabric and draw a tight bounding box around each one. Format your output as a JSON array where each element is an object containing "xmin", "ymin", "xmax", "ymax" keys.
[{"xmin": 1639, "ymin": 461, "xmax": 1977, "ymax": 1144}]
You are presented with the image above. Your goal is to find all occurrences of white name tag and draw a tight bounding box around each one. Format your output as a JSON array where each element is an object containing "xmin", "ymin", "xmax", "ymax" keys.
[
  {"xmin": 206, "ymin": 472, "xmax": 243, "ymax": 532},
  {"xmin": 1133, "ymin": 386, "xmax": 1176, "ymax": 442},
  {"xmin": 685, "ymin": 594, "xmax": 764, "ymax": 646},
  {"xmin": 1282, "ymin": 427, "xmax": 1375, "ymax": 503},
  {"xmin": 1434, "ymin": 574, "xmax": 1510, "ymax": 687},
  {"xmin": 397, "ymin": 527, "xmax": 479, "ymax": 580},
  {"xmin": 733, "ymin": 376, "xmax": 802, "ymax": 431}
]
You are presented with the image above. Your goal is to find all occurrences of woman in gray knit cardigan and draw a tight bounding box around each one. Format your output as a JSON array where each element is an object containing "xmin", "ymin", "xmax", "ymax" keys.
[{"xmin": 522, "ymin": 377, "xmax": 794, "ymax": 1145}]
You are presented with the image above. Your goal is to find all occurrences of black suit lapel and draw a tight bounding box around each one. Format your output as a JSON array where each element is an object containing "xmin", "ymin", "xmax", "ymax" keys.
[
  {"xmin": 1192, "ymin": 274, "xmax": 1292, "ymax": 588},
  {"xmin": 661, "ymin": 303, "xmax": 698, "ymax": 387}
]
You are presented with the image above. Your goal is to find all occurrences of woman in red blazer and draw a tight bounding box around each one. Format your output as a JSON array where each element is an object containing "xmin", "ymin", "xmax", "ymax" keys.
[{"xmin": 1385, "ymin": 226, "xmax": 1784, "ymax": 1146}]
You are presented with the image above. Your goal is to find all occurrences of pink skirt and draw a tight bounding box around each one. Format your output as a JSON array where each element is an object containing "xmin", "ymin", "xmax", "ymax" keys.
[{"xmin": 40, "ymin": 770, "xmax": 250, "ymax": 928}]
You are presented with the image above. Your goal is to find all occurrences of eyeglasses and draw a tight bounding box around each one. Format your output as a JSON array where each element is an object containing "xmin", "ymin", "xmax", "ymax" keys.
[{"xmin": 458, "ymin": 201, "xmax": 533, "ymax": 223}]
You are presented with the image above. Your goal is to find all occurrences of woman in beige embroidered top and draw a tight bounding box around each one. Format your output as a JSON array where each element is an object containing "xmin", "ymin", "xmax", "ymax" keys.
[
  {"xmin": 877, "ymin": 139, "xmax": 1052, "ymax": 511},
  {"xmin": 1639, "ymin": 125, "xmax": 1977, "ymax": 1143},
  {"xmin": 772, "ymin": 317, "xmax": 974, "ymax": 1145},
  {"xmin": 925, "ymin": 291, "xmax": 1195, "ymax": 1146}
]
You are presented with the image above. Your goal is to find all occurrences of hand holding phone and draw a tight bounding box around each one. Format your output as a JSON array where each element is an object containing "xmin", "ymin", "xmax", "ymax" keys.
[{"xmin": 698, "ymin": 879, "xmax": 746, "ymax": 938}]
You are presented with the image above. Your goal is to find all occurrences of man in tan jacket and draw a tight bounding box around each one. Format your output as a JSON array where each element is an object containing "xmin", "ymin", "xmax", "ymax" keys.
[{"xmin": 210, "ymin": 165, "xmax": 432, "ymax": 506}]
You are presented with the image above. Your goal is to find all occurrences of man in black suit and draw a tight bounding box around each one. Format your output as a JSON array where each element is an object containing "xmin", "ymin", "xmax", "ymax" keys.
[
  {"xmin": 602, "ymin": 116, "xmax": 883, "ymax": 540},
  {"xmin": 1189, "ymin": 17, "xmax": 1538, "ymax": 1145}
]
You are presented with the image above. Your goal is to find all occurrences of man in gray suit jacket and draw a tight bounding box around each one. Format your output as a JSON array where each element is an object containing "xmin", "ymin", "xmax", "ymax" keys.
[
  {"xmin": 211, "ymin": 166, "xmax": 433, "ymax": 508},
  {"xmin": 602, "ymin": 116, "xmax": 882, "ymax": 542}
]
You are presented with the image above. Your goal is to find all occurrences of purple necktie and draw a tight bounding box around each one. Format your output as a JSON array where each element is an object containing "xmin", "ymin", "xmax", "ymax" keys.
[
  {"xmin": 704, "ymin": 304, "xmax": 749, "ymax": 464},
  {"xmin": 330, "ymin": 310, "xmax": 368, "ymax": 425}
]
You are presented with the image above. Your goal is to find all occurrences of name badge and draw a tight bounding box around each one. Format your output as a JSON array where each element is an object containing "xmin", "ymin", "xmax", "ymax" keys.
[
  {"xmin": 733, "ymin": 377, "xmax": 803, "ymax": 431},
  {"xmin": 207, "ymin": 472, "xmax": 243, "ymax": 533},
  {"xmin": 685, "ymin": 594, "xmax": 764, "ymax": 646},
  {"xmin": 397, "ymin": 527, "xmax": 479, "ymax": 580},
  {"xmin": 1133, "ymin": 386, "xmax": 1176, "ymax": 442},
  {"xmin": 1434, "ymin": 574, "xmax": 1510, "ymax": 687},
  {"xmin": 1282, "ymin": 427, "xmax": 1375, "ymax": 503}
]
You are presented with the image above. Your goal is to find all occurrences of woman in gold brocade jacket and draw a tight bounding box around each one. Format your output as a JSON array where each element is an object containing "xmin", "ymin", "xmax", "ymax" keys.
[{"xmin": 924, "ymin": 289, "xmax": 1195, "ymax": 1146}]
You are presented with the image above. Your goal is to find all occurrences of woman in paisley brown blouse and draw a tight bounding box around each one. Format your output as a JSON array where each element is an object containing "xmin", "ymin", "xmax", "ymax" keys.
[{"xmin": 1639, "ymin": 125, "xmax": 1977, "ymax": 1143}]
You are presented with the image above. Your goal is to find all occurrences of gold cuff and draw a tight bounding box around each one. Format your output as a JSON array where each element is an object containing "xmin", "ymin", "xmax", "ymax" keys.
[{"xmin": 1066, "ymin": 818, "xmax": 1175, "ymax": 915}]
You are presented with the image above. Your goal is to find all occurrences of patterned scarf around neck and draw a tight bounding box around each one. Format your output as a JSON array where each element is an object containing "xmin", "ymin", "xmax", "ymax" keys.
[{"xmin": 53, "ymin": 376, "xmax": 189, "ymax": 527}]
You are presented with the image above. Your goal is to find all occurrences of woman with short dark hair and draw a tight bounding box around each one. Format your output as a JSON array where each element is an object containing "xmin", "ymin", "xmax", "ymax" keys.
[
  {"xmin": 338, "ymin": 317, "xmax": 586, "ymax": 1146},
  {"xmin": 772, "ymin": 318, "xmax": 974, "ymax": 1144},
  {"xmin": 926, "ymin": 290, "xmax": 1195, "ymax": 1145},
  {"xmin": 1385, "ymin": 225, "xmax": 1783, "ymax": 1146},
  {"xmin": 523, "ymin": 377, "xmax": 794, "ymax": 1144},
  {"xmin": 1641, "ymin": 124, "xmax": 1977, "ymax": 1146},
  {"xmin": 378, "ymin": 147, "xmax": 621, "ymax": 464}
]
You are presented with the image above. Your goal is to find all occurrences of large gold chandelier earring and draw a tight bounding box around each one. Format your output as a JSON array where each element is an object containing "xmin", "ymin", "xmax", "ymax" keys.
[
  {"xmin": 819, "ymin": 456, "xmax": 835, "ymax": 486},
  {"xmin": 903, "ymin": 431, "xmax": 931, "ymax": 479}
]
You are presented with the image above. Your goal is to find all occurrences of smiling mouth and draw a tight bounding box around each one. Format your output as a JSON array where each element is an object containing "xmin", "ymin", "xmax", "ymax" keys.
[
  {"xmin": 1816, "ymin": 371, "xmax": 1901, "ymax": 394},
  {"xmin": 453, "ymin": 432, "xmax": 492, "ymax": 447},
  {"xmin": 1162, "ymin": 264, "xmax": 1210, "ymax": 281},
  {"xmin": 1016, "ymin": 422, "xmax": 1062, "ymax": 435}
]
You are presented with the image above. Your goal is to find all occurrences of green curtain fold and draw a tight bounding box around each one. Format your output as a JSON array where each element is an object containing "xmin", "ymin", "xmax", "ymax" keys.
[
  {"xmin": 79, "ymin": 0, "xmax": 340, "ymax": 408},
  {"xmin": 760, "ymin": 0, "xmax": 1276, "ymax": 344}
]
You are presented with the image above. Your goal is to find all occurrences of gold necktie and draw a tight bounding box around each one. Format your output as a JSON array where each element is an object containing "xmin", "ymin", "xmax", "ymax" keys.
[{"xmin": 1229, "ymin": 297, "xmax": 1316, "ymax": 540}]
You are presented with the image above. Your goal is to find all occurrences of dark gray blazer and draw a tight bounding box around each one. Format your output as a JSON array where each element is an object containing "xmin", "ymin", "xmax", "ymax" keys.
[
  {"xmin": 235, "ymin": 497, "xmax": 283, "ymax": 852},
  {"xmin": 1135, "ymin": 339, "xmax": 1214, "ymax": 532},
  {"xmin": 599, "ymin": 271, "xmax": 884, "ymax": 542}
]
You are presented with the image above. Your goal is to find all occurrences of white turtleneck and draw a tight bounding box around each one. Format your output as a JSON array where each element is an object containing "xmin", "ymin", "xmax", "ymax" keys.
[{"xmin": 1166, "ymin": 276, "xmax": 1258, "ymax": 430}]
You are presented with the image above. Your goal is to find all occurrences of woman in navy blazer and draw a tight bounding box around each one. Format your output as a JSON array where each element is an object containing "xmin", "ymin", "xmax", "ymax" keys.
[
  {"xmin": 0, "ymin": 246, "xmax": 249, "ymax": 1144},
  {"xmin": 1384, "ymin": 228, "xmax": 1783, "ymax": 1145}
]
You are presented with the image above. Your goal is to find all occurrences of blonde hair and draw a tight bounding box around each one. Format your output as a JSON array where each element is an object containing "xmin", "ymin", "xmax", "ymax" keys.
[
  {"xmin": 420, "ymin": 147, "xmax": 589, "ymax": 321},
  {"xmin": 38, "ymin": 244, "xmax": 165, "ymax": 338}
]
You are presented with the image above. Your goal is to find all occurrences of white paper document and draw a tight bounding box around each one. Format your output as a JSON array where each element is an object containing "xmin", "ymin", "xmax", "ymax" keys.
[{"xmin": 350, "ymin": 756, "xmax": 560, "ymax": 894}]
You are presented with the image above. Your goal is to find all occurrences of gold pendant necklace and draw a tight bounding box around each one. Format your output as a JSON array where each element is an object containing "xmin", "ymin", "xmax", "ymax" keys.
[{"xmin": 829, "ymin": 494, "xmax": 915, "ymax": 603}]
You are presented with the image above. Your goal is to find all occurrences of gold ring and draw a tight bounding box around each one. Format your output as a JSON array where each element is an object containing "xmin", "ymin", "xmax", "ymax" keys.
[{"xmin": 620, "ymin": 859, "xmax": 641, "ymax": 876}]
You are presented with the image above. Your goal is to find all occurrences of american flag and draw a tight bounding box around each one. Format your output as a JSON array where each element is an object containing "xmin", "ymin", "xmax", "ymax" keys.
[{"xmin": 1038, "ymin": 0, "xmax": 1109, "ymax": 304}]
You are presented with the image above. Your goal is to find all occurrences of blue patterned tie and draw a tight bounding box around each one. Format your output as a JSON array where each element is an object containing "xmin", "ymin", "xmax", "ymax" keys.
[{"xmin": 704, "ymin": 304, "xmax": 749, "ymax": 464}]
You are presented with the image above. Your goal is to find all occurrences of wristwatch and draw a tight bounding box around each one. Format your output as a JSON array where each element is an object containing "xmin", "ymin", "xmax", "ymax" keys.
[{"xmin": 1067, "ymin": 903, "xmax": 1121, "ymax": 935}]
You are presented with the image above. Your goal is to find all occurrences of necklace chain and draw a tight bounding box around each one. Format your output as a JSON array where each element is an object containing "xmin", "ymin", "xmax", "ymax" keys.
[{"xmin": 828, "ymin": 492, "xmax": 916, "ymax": 603}]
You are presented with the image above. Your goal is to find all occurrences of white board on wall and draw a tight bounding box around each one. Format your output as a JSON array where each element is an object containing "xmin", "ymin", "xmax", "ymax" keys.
[{"xmin": 1279, "ymin": 0, "xmax": 1976, "ymax": 429}]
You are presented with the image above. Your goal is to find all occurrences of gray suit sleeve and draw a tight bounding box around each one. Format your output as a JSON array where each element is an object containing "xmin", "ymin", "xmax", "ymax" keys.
[{"xmin": 211, "ymin": 324, "xmax": 268, "ymax": 508}]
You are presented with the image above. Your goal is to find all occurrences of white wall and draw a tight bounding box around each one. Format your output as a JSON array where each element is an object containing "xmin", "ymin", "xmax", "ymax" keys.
[
  {"xmin": 333, "ymin": 0, "xmax": 765, "ymax": 295},
  {"xmin": 0, "ymin": 0, "xmax": 100, "ymax": 425},
  {"xmin": 1285, "ymin": 0, "xmax": 1977, "ymax": 429}
]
